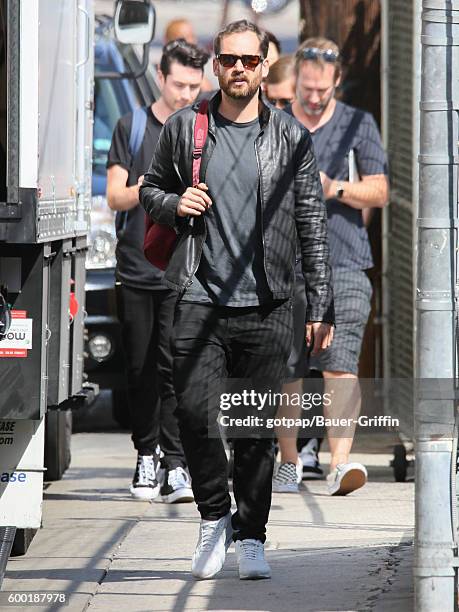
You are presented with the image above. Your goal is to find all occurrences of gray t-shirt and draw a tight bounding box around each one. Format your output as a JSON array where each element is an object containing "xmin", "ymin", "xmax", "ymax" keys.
[
  {"xmin": 285, "ymin": 101, "xmax": 387, "ymax": 271},
  {"xmin": 183, "ymin": 111, "xmax": 271, "ymax": 306}
]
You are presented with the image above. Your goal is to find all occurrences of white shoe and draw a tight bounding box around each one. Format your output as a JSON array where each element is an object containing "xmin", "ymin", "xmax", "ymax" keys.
[
  {"xmin": 161, "ymin": 467, "xmax": 194, "ymax": 503},
  {"xmin": 235, "ymin": 539, "xmax": 271, "ymax": 580},
  {"xmin": 272, "ymin": 462, "xmax": 299, "ymax": 493},
  {"xmin": 327, "ymin": 462, "xmax": 368, "ymax": 496},
  {"xmin": 191, "ymin": 512, "xmax": 233, "ymax": 579}
]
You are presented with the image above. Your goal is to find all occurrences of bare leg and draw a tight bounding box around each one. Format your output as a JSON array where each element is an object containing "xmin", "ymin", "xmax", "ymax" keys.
[
  {"xmin": 275, "ymin": 379, "xmax": 303, "ymax": 465},
  {"xmin": 322, "ymin": 371, "xmax": 360, "ymax": 471}
]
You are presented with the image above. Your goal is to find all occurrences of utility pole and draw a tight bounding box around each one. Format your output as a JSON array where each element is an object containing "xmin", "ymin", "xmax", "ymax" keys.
[{"xmin": 416, "ymin": 1, "xmax": 458, "ymax": 609}]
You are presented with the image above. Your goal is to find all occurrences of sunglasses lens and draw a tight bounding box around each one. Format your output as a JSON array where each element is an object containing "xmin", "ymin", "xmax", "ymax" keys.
[
  {"xmin": 302, "ymin": 48, "xmax": 318, "ymax": 60},
  {"xmin": 219, "ymin": 54, "xmax": 237, "ymax": 67},
  {"xmin": 242, "ymin": 55, "xmax": 261, "ymax": 69},
  {"xmin": 323, "ymin": 50, "xmax": 338, "ymax": 62}
]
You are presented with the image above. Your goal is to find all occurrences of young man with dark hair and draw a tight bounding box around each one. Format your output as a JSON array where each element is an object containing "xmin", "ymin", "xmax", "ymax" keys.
[
  {"xmin": 140, "ymin": 19, "xmax": 333, "ymax": 581},
  {"xmin": 274, "ymin": 37, "xmax": 389, "ymax": 495},
  {"xmin": 106, "ymin": 39, "xmax": 209, "ymax": 503}
]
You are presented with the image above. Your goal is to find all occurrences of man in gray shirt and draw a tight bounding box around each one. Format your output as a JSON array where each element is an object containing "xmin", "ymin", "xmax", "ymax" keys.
[
  {"xmin": 140, "ymin": 20, "xmax": 334, "ymax": 582},
  {"xmin": 274, "ymin": 37, "xmax": 389, "ymax": 497},
  {"xmin": 183, "ymin": 111, "xmax": 271, "ymax": 306}
]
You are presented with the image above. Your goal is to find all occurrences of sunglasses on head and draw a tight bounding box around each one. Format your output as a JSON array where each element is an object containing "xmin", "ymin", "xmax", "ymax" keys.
[
  {"xmin": 301, "ymin": 47, "xmax": 339, "ymax": 62},
  {"xmin": 217, "ymin": 54, "xmax": 264, "ymax": 70}
]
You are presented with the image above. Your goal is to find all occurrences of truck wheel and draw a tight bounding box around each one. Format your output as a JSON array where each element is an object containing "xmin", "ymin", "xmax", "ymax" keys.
[
  {"xmin": 11, "ymin": 528, "xmax": 37, "ymax": 557},
  {"xmin": 44, "ymin": 409, "xmax": 72, "ymax": 481}
]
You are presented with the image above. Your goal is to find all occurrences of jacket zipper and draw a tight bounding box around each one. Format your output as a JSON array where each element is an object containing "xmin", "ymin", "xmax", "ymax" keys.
[{"xmin": 254, "ymin": 136, "xmax": 269, "ymax": 285}]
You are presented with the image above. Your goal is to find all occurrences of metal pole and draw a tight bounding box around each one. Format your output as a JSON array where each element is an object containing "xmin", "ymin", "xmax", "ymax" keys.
[{"xmin": 416, "ymin": 1, "xmax": 458, "ymax": 610}]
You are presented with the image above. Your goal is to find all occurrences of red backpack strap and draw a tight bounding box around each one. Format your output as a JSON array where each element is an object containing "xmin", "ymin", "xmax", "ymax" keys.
[{"xmin": 192, "ymin": 99, "xmax": 209, "ymax": 187}]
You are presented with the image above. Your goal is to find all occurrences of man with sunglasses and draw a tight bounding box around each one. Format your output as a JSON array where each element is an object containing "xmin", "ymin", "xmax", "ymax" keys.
[
  {"xmin": 275, "ymin": 37, "xmax": 389, "ymax": 496},
  {"xmin": 140, "ymin": 20, "xmax": 334, "ymax": 581}
]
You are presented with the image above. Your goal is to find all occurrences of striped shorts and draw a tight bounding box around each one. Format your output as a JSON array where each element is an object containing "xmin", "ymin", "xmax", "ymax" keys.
[{"xmin": 287, "ymin": 268, "xmax": 372, "ymax": 377}]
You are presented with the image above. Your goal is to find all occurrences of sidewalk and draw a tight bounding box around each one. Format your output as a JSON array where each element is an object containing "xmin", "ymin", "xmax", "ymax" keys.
[{"xmin": 3, "ymin": 433, "xmax": 414, "ymax": 612}]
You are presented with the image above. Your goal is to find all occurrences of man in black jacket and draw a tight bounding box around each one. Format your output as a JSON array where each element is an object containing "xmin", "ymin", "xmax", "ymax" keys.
[{"xmin": 140, "ymin": 20, "xmax": 334, "ymax": 581}]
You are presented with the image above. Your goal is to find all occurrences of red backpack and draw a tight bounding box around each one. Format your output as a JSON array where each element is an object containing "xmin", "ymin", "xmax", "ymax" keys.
[{"xmin": 143, "ymin": 99, "xmax": 209, "ymax": 271}]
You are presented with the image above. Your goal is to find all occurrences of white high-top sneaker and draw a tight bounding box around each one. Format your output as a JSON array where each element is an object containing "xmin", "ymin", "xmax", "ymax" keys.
[
  {"xmin": 191, "ymin": 512, "xmax": 233, "ymax": 579},
  {"xmin": 235, "ymin": 539, "xmax": 271, "ymax": 580}
]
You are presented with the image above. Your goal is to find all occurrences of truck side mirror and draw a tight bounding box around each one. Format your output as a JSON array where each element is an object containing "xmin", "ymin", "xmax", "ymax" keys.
[{"xmin": 114, "ymin": 0, "xmax": 155, "ymax": 45}]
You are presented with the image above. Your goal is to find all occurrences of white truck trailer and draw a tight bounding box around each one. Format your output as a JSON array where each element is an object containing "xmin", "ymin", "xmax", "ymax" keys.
[
  {"xmin": 0, "ymin": 0, "xmax": 95, "ymax": 585},
  {"xmin": 0, "ymin": 0, "xmax": 156, "ymax": 587}
]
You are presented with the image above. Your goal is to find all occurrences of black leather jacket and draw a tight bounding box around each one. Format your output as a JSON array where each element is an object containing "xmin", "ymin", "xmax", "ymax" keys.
[{"xmin": 140, "ymin": 92, "xmax": 334, "ymax": 323}]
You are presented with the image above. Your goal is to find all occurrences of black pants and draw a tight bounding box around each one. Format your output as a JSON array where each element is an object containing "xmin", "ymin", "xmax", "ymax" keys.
[
  {"xmin": 116, "ymin": 285, "xmax": 185, "ymax": 469},
  {"xmin": 172, "ymin": 300, "xmax": 293, "ymax": 542}
]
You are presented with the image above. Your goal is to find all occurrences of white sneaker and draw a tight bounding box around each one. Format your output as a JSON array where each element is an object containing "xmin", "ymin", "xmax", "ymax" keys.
[
  {"xmin": 272, "ymin": 462, "xmax": 299, "ymax": 493},
  {"xmin": 161, "ymin": 467, "xmax": 194, "ymax": 503},
  {"xmin": 235, "ymin": 539, "xmax": 271, "ymax": 580},
  {"xmin": 327, "ymin": 462, "xmax": 368, "ymax": 496},
  {"xmin": 191, "ymin": 512, "xmax": 233, "ymax": 579}
]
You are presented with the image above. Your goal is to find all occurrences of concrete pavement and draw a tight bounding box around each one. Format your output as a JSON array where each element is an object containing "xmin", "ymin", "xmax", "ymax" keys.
[{"xmin": 3, "ymin": 432, "xmax": 414, "ymax": 612}]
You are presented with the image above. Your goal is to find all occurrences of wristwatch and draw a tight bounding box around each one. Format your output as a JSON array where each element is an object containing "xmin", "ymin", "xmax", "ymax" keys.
[{"xmin": 335, "ymin": 182, "xmax": 344, "ymax": 199}]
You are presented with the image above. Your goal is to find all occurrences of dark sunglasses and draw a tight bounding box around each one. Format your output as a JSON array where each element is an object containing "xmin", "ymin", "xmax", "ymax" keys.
[
  {"xmin": 300, "ymin": 47, "xmax": 339, "ymax": 63},
  {"xmin": 217, "ymin": 54, "xmax": 264, "ymax": 70},
  {"xmin": 268, "ymin": 97, "xmax": 294, "ymax": 109}
]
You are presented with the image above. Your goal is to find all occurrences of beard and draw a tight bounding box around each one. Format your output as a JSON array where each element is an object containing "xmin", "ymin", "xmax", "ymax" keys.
[
  {"xmin": 299, "ymin": 87, "xmax": 335, "ymax": 117},
  {"xmin": 219, "ymin": 71, "xmax": 262, "ymax": 100}
]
